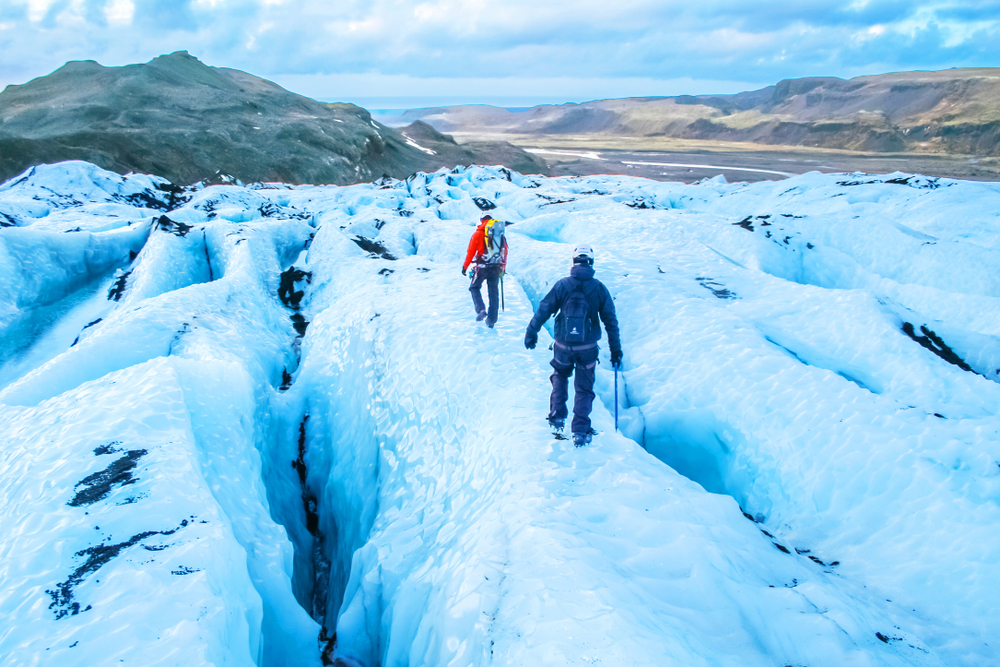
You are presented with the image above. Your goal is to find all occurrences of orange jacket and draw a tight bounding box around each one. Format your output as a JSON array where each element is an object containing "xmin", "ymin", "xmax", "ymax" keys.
[{"xmin": 463, "ymin": 219, "xmax": 508, "ymax": 272}]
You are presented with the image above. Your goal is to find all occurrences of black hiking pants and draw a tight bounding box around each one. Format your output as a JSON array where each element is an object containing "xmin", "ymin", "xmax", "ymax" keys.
[
  {"xmin": 470, "ymin": 264, "xmax": 501, "ymax": 325},
  {"xmin": 549, "ymin": 341, "xmax": 599, "ymax": 434}
]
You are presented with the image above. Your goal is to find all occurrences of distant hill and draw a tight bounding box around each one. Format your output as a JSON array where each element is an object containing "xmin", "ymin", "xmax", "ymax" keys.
[
  {"xmin": 386, "ymin": 69, "xmax": 1000, "ymax": 155},
  {"xmin": 0, "ymin": 52, "xmax": 547, "ymax": 185},
  {"xmin": 394, "ymin": 120, "xmax": 550, "ymax": 174}
]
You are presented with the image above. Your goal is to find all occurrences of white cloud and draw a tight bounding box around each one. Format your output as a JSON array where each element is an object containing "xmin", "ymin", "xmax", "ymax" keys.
[
  {"xmin": 246, "ymin": 20, "xmax": 273, "ymax": 50},
  {"xmin": 24, "ymin": 0, "xmax": 56, "ymax": 23},
  {"xmin": 105, "ymin": 0, "xmax": 135, "ymax": 25}
]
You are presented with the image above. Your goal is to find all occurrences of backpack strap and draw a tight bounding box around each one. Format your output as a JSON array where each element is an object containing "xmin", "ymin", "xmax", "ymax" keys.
[
  {"xmin": 554, "ymin": 341, "xmax": 598, "ymax": 351},
  {"xmin": 571, "ymin": 278, "xmax": 600, "ymax": 313}
]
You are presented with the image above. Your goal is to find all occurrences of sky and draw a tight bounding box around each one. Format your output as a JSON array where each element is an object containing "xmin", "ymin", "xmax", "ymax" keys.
[{"xmin": 1, "ymin": 0, "xmax": 998, "ymax": 109}]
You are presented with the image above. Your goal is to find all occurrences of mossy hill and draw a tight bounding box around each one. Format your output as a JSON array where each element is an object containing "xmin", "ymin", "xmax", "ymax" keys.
[{"xmin": 0, "ymin": 52, "xmax": 546, "ymax": 185}]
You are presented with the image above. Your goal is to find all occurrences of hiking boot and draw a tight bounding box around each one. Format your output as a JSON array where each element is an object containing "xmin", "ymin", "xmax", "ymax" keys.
[
  {"xmin": 485, "ymin": 317, "xmax": 496, "ymax": 328},
  {"xmin": 476, "ymin": 310, "xmax": 487, "ymax": 322},
  {"xmin": 547, "ymin": 417, "xmax": 565, "ymax": 432},
  {"xmin": 572, "ymin": 432, "xmax": 593, "ymax": 447}
]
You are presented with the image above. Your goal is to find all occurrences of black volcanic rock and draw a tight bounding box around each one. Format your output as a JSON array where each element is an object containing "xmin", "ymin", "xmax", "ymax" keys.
[{"xmin": 0, "ymin": 52, "xmax": 545, "ymax": 185}]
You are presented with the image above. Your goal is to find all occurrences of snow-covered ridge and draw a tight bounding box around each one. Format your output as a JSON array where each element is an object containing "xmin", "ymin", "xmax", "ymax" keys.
[{"xmin": 1, "ymin": 160, "xmax": 998, "ymax": 667}]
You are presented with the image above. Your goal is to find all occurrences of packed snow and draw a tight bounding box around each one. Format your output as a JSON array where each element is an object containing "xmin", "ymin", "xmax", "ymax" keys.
[
  {"xmin": 400, "ymin": 133, "xmax": 438, "ymax": 156},
  {"xmin": 1, "ymin": 160, "xmax": 998, "ymax": 667}
]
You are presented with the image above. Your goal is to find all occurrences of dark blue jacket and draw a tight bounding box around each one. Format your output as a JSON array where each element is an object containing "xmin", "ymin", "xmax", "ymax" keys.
[{"xmin": 527, "ymin": 264, "xmax": 621, "ymax": 354}]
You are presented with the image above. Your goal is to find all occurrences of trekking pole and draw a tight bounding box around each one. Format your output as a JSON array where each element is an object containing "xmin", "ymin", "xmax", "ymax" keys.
[
  {"xmin": 501, "ymin": 274, "xmax": 505, "ymax": 311},
  {"xmin": 614, "ymin": 364, "xmax": 619, "ymax": 432}
]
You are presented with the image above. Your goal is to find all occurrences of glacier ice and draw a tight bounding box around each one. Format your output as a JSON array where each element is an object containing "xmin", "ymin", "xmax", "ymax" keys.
[{"xmin": 1, "ymin": 160, "xmax": 999, "ymax": 666}]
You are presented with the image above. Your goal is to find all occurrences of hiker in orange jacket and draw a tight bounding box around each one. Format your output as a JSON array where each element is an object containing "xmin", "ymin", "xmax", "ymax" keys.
[{"xmin": 462, "ymin": 215, "xmax": 509, "ymax": 328}]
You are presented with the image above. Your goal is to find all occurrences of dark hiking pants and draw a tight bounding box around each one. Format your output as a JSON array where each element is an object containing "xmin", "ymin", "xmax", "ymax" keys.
[
  {"xmin": 470, "ymin": 264, "xmax": 501, "ymax": 325},
  {"xmin": 549, "ymin": 342, "xmax": 599, "ymax": 434}
]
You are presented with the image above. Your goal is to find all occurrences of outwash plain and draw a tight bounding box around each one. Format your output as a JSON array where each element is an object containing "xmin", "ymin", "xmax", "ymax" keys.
[{"xmin": 377, "ymin": 68, "xmax": 1000, "ymax": 184}]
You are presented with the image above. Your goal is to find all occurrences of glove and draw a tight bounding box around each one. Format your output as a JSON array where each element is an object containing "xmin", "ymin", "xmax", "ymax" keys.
[
  {"xmin": 461, "ymin": 267, "xmax": 467, "ymax": 277},
  {"xmin": 524, "ymin": 330, "xmax": 538, "ymax": 350},
  {"xmin": 610, "ymin": 349, "xmax": 623, "ymax": 369}
]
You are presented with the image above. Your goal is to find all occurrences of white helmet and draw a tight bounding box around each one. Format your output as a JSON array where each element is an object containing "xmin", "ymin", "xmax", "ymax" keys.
[{"xmin": 572, "ymin": 245, "xmax": 594, "ymax": 265}]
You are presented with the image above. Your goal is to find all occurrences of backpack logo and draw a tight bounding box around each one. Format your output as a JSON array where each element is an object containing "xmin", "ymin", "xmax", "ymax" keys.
[
  {"xmin": 483, "ymin": 218, "xmax": 506, "ymax": 264},
  {"xmin": 562, "ymin": 282, "xmax": 592, "ymax": 344}
]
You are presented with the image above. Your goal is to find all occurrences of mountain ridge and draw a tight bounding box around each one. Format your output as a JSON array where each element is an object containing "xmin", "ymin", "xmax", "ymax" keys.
[{"xmin": 384, "ymin": 68, "xmax": 1000, "ymax": 155}]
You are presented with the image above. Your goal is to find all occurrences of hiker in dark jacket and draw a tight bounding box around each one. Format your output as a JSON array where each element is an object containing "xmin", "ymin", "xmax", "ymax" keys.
[{"xmin": 524, "ymin": 245, "xmax": 622, "ymax": 446}]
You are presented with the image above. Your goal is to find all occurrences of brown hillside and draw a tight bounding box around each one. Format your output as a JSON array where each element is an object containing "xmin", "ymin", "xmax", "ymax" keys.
[
  {"xmin": 386, "ymin": 69, "xmax": 1000, "ymax": 156},
  {"xmin": 0, "ymin": 52, "xmax": 547, "ymax": 185}
]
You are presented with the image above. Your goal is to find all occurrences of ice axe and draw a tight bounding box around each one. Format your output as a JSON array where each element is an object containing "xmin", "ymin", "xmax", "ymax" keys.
[{"xmin": 614, "ymin": 363, "xmax": 619, "ymax": 433}]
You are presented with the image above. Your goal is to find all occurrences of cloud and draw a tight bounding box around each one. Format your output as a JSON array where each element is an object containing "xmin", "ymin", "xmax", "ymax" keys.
[
  {"xmin": 1, "ymin": 0, "xmax": 998, "ymax": 102},
  {"xmin": 934, "ymin": 0, "xmax": 1000, "ymax": 22},
  {"xmin": 131, "ymin": 0, "xmax": 200, "ymax": 31}
]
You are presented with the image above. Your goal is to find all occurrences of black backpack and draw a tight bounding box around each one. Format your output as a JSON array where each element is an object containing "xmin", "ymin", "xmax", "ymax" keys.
[{"xmin": 562, "ymin": 280, "xmax": 595, "ymax": 344}]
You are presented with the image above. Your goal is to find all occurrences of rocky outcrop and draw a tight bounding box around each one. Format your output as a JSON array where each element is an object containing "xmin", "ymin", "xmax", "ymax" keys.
[{"xmin": 397, "ymin": 121, "xmax": 547, "ymax": 175}]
